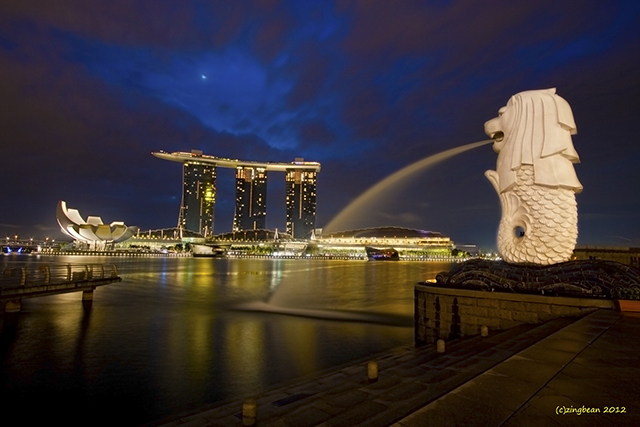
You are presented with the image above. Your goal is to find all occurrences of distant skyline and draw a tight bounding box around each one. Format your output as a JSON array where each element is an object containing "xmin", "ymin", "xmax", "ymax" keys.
[{"xmin": 2, "ymin": 1, "xmax": 640, "ymax": 250}]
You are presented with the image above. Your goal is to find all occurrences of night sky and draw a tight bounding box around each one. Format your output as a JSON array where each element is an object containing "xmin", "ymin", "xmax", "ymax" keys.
[{"xmin": 2, "ymin": 0, "xmax": 640, "ymax": 250}]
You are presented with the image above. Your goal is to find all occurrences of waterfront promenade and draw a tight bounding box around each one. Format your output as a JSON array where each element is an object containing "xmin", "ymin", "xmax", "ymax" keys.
[{"xmin": 148, "ymin": 309, "xmax": 640, "ymax": 427}]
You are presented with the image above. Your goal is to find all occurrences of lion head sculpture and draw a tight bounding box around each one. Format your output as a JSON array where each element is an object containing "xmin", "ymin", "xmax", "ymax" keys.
[{"xmin": 484, "ymin": 88, "xmax": 582, "ymax": 194}]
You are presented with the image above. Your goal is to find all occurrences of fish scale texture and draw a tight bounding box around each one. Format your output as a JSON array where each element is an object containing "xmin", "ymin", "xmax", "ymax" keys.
[{"xmin": 497, "ymin": 165, "xmax": 577, "ymax": 265}]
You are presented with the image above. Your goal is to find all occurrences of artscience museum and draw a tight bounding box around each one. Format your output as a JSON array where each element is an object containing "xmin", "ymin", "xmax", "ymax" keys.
[{"xmin": 56, "ymin": 201, "xmax": 138, "ymax": 250}]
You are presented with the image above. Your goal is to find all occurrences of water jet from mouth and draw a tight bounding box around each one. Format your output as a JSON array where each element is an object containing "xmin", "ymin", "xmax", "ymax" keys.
[
  {"xmin": 323, "ymin": 139, "xmax": 493, "ymax": 233},
  {"xmin": 234, "ymin": 140, "xmax": 492, "ymax": 326}
]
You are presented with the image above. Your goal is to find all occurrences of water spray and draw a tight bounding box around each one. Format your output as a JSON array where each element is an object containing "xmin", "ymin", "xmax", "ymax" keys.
[{"xmin": 323, "ymin": 139, "xmax": 493, "ymax": 233}]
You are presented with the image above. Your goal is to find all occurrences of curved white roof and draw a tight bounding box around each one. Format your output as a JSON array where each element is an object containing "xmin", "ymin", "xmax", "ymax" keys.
[{"xmin": 56, "ymin": 201, "xmax": 138, "ymax": 243}]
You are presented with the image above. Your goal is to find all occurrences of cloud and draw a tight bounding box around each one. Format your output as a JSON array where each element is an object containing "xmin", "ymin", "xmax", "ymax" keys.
[
  {"xmin": 1, "ymin": 0, "xmax": 640, "ymax": 242},
  {"xmin": 1, "ymin": 1, "xmax": 199, "ymax": 48},
  {"xmin": 0, "ymin": 223, "xmax": 20, "ymax": 229},
  {"xmin": 299, "ymin": 121, "xmax": 336, "ymax": 145}
]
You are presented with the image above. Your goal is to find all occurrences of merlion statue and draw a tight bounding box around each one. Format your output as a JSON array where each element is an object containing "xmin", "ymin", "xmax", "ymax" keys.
[{"xmin": 484, "ymin": 88, "xmax": 582, "ymax": 265}]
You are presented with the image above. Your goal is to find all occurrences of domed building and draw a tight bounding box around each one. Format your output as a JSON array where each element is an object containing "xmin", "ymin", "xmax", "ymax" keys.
[{"xmin": 312, "ymin": 226, "xmax": 455, "ymax": 259}]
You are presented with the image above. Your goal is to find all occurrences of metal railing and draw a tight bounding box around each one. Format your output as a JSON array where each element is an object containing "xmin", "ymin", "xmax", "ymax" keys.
[{"xmin": 0, "ymin": 263, "xmax": 119, "ymax": 288}]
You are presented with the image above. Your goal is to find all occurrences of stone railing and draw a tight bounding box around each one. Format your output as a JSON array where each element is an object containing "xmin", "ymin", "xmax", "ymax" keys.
[{"xmin": 414, "ymin": 284, "xmax": 614, "ymax": 345}]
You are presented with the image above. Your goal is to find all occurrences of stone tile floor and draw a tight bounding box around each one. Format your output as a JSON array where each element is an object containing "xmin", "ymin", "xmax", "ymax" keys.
[
  {"xmin": 394, "ymin": 310, "xmax": 639, "ymax": 427},
  {"xmin": 147, "ymin": 309, "xmax": 639, "ymax": 427}
]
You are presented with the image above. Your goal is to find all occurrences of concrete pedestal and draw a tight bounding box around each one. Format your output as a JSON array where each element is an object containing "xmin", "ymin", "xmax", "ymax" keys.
[
  {"xmin": 82, "ymin": 290, "xmax": 94, "ymax": 301},
  {"xmin": 5, "ymin": 299, "xmax": 21, "ymax": 313}
]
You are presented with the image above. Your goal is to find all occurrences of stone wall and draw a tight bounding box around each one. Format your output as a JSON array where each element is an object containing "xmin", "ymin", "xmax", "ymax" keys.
[
  {"xmin": 573, "ymin": 245, "xmax": 640, "ymax": 267},
  {"xmin": 415, "ymin": 284, "xmax": 614, "ymax": 344}
]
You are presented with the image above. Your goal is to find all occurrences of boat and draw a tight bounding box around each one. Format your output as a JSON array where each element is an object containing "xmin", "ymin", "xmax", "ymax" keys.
[
  {"xmin": 192, "ymin": 244, "xmax": 226, "ymax": 258},
  {"xmin": 365, "ymin": 246, "xmax": 399, "ymax": 261}
]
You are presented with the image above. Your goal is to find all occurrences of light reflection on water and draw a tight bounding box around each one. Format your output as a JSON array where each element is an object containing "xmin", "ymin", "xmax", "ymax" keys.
[{"xmin": 0, "ymin": 256, "xmax": 449, "ymax": 426}]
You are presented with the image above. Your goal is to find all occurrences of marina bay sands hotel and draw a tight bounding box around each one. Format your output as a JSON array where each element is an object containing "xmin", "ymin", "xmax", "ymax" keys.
[{"xmin": 152, "ymin": 150, "xmax": 321, "ymax": 239}]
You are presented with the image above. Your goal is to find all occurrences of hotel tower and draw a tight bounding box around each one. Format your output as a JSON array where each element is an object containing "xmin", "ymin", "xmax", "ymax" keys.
[
  {"xmin": 233, "ymin": 166, "xmax": 267, "ymax": 231},
  {"xmin": 285, "ymin": 167, "xmax": 318, "ymax": 239},
  {"xmin": 153, "ymin": 150, "xmax": 320, "ymax": 238},
  {"xmin": 179, "ymin": 159, "xmax": 216, "ymax": 237}
]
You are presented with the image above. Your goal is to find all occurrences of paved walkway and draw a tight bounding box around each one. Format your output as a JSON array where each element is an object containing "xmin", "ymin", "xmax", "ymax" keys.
[{"xmin": 149, "ymin": 309, "xmax": 639, "ymax": 427}]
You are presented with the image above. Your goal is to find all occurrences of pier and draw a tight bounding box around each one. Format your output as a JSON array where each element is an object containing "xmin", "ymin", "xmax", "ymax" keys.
[{"xmin": 1, "ymin": 262, "xmax": 121, "ymax": 313}]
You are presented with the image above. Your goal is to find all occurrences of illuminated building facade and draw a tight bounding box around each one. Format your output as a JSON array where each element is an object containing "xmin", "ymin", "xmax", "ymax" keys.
[
  {"xmin": 153, "ymin": 150, "xmax": 320, "ymax": 236},
  {"xmin": 286, "ymin": 168, "xmax": 318, "ymax": 239},
  {"xmin": 179, "ymin": 157, "xmax": 216, "ymax": 236},
  {"xmin": 313, "ymin": 227, "xmax": 455, "ymax": 259},
  {"xmin": 233, "ymin": 166, "xmax": 267, "ymax": 231}
]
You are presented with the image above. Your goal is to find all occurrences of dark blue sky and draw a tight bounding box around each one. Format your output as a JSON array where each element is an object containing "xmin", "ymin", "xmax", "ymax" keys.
[{"xmin": 2, "ymin": 0, "xmax": 640, "ymax": 250}]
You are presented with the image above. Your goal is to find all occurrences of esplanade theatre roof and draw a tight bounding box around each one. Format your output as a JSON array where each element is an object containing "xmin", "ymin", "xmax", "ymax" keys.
[{"xmin": 321, "ymin": 227, "xmax": 445, "ymax": 239}]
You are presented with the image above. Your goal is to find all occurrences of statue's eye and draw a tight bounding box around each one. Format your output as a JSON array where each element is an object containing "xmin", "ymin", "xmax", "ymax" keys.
[
  {"xmin": 498, "ymin": 107, "xmax": 507, "ymax": 117},
  {"xmin": 514, "ymin": 226, "xmax": 525, "ymax": 238}
]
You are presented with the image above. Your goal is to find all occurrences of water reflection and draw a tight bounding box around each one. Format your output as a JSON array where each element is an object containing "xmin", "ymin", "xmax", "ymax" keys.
[{"xmin": 0, "ymin": 256, "xmax": 449, "ymax": 426}]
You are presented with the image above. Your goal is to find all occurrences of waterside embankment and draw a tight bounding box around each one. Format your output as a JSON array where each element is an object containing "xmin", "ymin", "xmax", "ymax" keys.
[
  {"xmin": 146, "ymin": 309, "xmax": 639, "ymax": 427},
  {"xmin": 414, "ymin": 284, "xmax": 614, "ymax": 344}
]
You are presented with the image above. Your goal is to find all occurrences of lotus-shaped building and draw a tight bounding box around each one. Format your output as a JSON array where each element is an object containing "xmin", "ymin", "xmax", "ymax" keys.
[{"xmin": 56, "ymin": 201, "xmax": 138, "ymax": 249}]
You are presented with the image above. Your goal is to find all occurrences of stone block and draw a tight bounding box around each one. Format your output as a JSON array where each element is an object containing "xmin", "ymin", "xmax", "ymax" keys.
[
  {"xmin": 477, "ymin": 298, "xmax": 501, "ymax": 308},
  {"xmin": 500, "ymin": 301, "xmax": 528, "ymax": 311},
  {"xmin": 476, "ymin": 317, "xmax": 501, "ymax": 328},
  {"xmin": 438, "ymin": 320, "xmax": 452, "ymax": 332},
  {"xmin": 460, "ymin": 306, "xmax": 489, "ymax": 317},
  {"xmin": 486, "ymin": 308, "xmax": 513, "ymax": 320},
  {"xmin": 439, "ymin": 295, "xmax": 454, "ymax": 306},
  {"xmin": 440, "ymin": 303, "xmax": 455, "ymax": 314},
  {"xmin": 528, "ymin": 303, "xmax": 551, "ymax": 314},
  {"xmin": 459, "ymin": 315, "xmax": 478, "ymax": 326},
  {"xmin": 511, "ymin": 311, "xmax": 539, "ymax": 323},
  {"xmin": 456, "ymin": 297, "xmax": 477, "ymax": 306},
  {"xmin": 425, "ymin": 331, "xmax": 438, "ymax": 342}
]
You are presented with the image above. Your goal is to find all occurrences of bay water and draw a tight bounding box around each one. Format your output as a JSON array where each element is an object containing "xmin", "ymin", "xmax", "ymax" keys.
[{"xmin": 0, "ymin": 256, "xmax": 449, "ymax": 426}]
